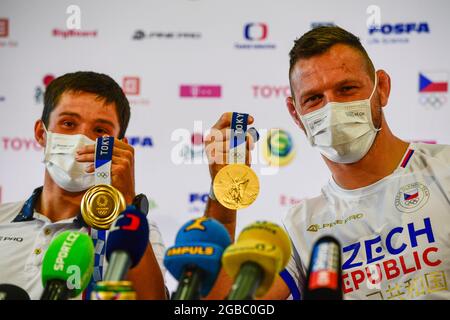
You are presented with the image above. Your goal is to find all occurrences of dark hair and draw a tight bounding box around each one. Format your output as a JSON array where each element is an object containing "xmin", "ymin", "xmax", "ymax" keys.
[
  {"xmin": 42, "ymin": 71, "xmax": 130, "ymax": 139},
  {"xmin": 289, "ymin": 26, "xmax": 375, "ymax": 96}
]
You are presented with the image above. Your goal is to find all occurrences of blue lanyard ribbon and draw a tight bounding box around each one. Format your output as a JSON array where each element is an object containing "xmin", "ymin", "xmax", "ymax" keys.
[
  {"xmin": 84, "ymin": 136, "xmax": 115, "ymax": 300},
  {"xmin": 229, "ymin": 112, "xmax": 249, "ymax": 164}
]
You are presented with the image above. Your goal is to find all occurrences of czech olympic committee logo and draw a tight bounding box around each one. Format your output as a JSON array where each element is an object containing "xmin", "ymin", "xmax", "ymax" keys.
[
  {"xmin": 395, "ymin": 182, "xmax": 430, "ymax": 213},
  {"xmin": 418, "ymin": 72, "xmax": 448, "ymax": 109},
  {"xmin": 262, "ymin": 129, "xmax": 295, "ymax": 167}
]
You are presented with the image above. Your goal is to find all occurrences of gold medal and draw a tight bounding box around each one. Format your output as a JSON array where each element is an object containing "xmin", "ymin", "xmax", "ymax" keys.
[
  {"xmin": 213, "ymin": 164, "xmax": 260, "ymax": 210},
  {"xmin": 81, "ymin": 184, "xmax": 126, "ymax": 230}
]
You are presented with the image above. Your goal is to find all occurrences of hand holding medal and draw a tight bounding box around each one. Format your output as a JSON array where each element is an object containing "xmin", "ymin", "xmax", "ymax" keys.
[
  {"xmin": 209, "ymin": 112, "xmax": 260, "ymax": 210},
  {"xmin": 79, "ymin": 136, "xmax": 127, "ymax": 229}
]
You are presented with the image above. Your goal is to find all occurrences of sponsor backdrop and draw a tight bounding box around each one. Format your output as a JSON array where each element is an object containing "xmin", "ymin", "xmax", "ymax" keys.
[{"xmin": 1, "ymin": 0, "xmax": 449, "ymax": 292}]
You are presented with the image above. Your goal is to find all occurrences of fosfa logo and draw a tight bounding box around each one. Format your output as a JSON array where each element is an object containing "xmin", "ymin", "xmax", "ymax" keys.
[
  {"xmin": 188, "ymin": 192, "xmax": 209, "ymax": 214},
  {"xmin": 367, "ymin": 22, "xmax": 430, "ymax": 45},
  {"xmin": 126, "ymin": 136, "xmax": 154, "ymax": 148},
  {"xmin": 395, "ymin": 182, "xmax": 430, "ymax": 213},
  {"xmin": 235, "ymin": 23, "xmax": 275, "ymax": 49},
  {"xmin": 35, "ymin": 74, "xmax": 55, "ymax": 104},
  {"xmin": 418, "ymin": 71, "xmax": 448, "ymax": 109},
  {"xmin": 369, "ymin": 22, "xmax": 430, "ymax": 35}
]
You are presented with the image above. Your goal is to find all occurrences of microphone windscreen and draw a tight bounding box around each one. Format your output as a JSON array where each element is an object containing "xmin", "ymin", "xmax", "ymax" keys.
[
  {"xmin": 305, "ymin": 235, "xmax": 342, "ymax": 300},
  {"xmin": 106, "ymin": 207, "xmax": 149, "ymax": 268},
  {"xmin": 222, "ymin": 221, "xmax": 292, "ymax": 297},
  {"xmin": 0, "ymin": 284, "xmax": 30, "ymax": 300},
  {"xmin": 41, "ymin": 231, "xmax": 94, "ymax": 297},
  {"xmin": 175, "ymin": 216, "xmax": 231, "ymax": 248},
  {"xmin": 237, "ymin": 221, "xmax": 292, "ymax": 267},
  {"xmin": 164, "ymin": 217, "xmax": 231, "ymax": 296}
]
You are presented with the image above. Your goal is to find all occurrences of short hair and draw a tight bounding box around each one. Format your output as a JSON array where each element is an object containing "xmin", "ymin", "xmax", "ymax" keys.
[
  {"xmin": 289, "ymin": 26, "xmax": 375, "ymax": 97},
  {"xmin": 42, "ymin": 71, "xmax": 130, "ymax": 139}
]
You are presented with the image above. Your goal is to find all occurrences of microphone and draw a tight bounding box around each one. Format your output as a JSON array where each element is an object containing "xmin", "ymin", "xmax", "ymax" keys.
[
  {"xmin": 222, "ymin": 221, "xmax": 292, "ymax": 300},
  {"xmin": 0, "ymin": 284, "xmax": 30, "ymax": 300},
  {"xmin": 104, "ymin": 206, "xmax": 149, "ymax": 281},
  {"xmin": 41, "ymin": 231, "xmax": 94, "ymax": 300},
  {"xmin": 304, "ymin": 235, "xmax": 343, "ymax": 300},
  {"xmin": 164, "ymin": 217, "xmax": 231, "ymax": 300}
]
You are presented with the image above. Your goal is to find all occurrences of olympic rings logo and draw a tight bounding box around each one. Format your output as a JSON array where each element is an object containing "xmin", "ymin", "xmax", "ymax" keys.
[
  {"xmin": 419, "ymin": 94, "xmax": 447, "ymax": 109},
  {"xmin": 96, "ymin": 172, "xmax": 109, "ymax": 179}
]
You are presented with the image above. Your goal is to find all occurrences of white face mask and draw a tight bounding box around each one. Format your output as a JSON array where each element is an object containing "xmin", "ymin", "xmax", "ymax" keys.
[
  {"xmin": 43, "ymin": 125, "xmax": 96, "ymax": 192},
  {"xmin": 299, "ymin": 74, "xmax": 380, "ymax": 164}
]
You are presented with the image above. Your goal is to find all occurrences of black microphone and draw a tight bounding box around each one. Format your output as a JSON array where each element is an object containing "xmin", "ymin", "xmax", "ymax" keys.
[
  {"xmin": 0, "ymin": 284, "xmax": 30, "ymax": 300},
  {"xmin": 304, "ymin": 235, "xmax": 343, "ymax": 300}
]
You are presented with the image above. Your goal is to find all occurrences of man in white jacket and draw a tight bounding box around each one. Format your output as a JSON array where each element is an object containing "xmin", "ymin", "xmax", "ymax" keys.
[
  {"xmin": 207, "ymin": 26, "xmax": 450, "ymax": 300},
  {"xmin": 0, "ymin": 71, "xmax": 167, "ymax": 299}
]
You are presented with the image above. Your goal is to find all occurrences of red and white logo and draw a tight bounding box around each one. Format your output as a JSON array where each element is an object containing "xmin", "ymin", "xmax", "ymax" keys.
[
  {"xmin": 122, "ymin": 77, "xmax": 140, "ymax": 95},
  {"xmin": 0, "ymin": 19, "xmax": 9, "ymax": 37},
  {"xmin": 252, "ymin": 85, "xmax": 290, "ymax": 99},
  {"xmin": 52, "ymin": 29, "xmax": 97, "ymax": 38},
  {"xmin": 179, "ymin": 85, "xmax": 221, "ymax": 98},
  {"xmin": 409, "ymin": 140, "xmax": 437, "ymax": 144},
  {"xmin": 1, "ymin": 137, "xmax": 43, "ymax": 152},
  {"xmin": 121, "ymin": 76, "xmax": 150, "ymax": 106},
  {"xmin": 280, "ymin": 194, "xmax": 303, "ymax": 207}
]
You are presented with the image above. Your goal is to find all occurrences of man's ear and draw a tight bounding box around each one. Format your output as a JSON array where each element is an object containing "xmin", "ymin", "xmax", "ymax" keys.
[
  {"xmin": 286, "ymin": 96, "xmax": 305, "ymax": 132},
  {"xmin": 376, "ymin": 69, "xmax": 391, "ymax": 108},
  {"xmin": 34, "ymin": 120, "xmax": 46, "ymax": 148}
]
